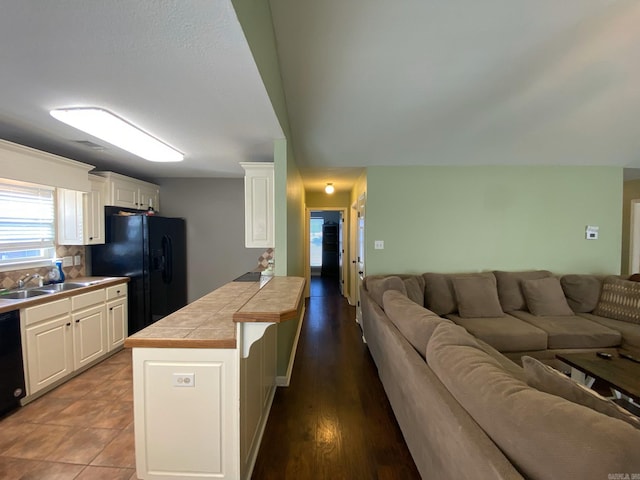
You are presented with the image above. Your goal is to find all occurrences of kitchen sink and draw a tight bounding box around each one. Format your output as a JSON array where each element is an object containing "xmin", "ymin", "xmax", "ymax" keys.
[
  {"xmin": 0, "ymin": 289, "xmax": 50, "ymax": 299},
  {"xmin": 35, "ymin": 282, "xmax": 89, "ymax": 293}
]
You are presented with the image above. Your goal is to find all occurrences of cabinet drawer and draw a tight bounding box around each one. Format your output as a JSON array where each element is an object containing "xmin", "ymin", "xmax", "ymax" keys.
[
  {"xmin": 24, "ymin": 298, "xmax": 71, "ymax": 326},
  {"xmin": 72, "ymin": 288, "xmax": 106, "ymax": 311},
  {"xmin": 106, "ymin": 283, "xmax": 127, "ymax": 300}
]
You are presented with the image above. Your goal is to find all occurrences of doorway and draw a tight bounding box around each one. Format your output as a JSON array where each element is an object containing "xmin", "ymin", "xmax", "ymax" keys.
[{"xmin": 305, "ymin": 208, "xmax": 348, "ymax": 299}]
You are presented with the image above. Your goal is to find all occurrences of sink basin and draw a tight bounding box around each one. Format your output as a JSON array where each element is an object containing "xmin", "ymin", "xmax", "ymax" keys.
[
  {"xmin": 0, "ymin": 289, "xmax": 50, "ymax": 299},
  {"xmin": 35, "ymin": 282, "xmax": 89, "ymax": 293}
]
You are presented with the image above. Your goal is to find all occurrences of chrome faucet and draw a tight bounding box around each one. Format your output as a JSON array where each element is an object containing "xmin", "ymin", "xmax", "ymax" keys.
[{"xmin": 17, "ymin": 273, "xmax": 42, "ymax": 288}]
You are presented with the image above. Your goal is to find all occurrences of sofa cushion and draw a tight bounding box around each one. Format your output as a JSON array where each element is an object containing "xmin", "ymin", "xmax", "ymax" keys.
[
  {"xmin": 494, "ymin": 270, "xmax": 553, "ymax": 312},
  {"xmin": 423, "ymin": 272, "xmax": 495, "ymax": 316},
  {"xmin": 521, "ymin": 277, "xmax": 574, "ymax": 316},
  {"xmin": 446, "ymin": 313, "xmax": 548, "ymax": 352},
  {"xmin": 367, "ymin": 276, "xmax": 407, "ymax": 308},
  {"xmin": 382, "ymin": 290, "xmax": 446, "ymax": 358},
  {"xmin": 593, "ymin": 276, "xmax": 640, "ymax": 324},
  {"xmin": 560, "ymin": 274, "xmax": 603, "ymax": 313},
  {"xmin": 451, "ymin": 275, "xmax": 504, "ymax": 318},
  {"xmin": 427, "ymin": 322, "xmax": 640, "ymax": 480},
  {"xmin": 510, "ymin": 311, "xmax": 622, "ymax": 349},
  {"xmin": 578, "ymin": 313, "xmax": 640, "ymax": 351},
  {"xmin": 522, "ymin": 356, "xmax": 640, "ymax": 430},
  {"xmin": 403, "ymin": 275, "xmax": 424, "ymax": 306}
]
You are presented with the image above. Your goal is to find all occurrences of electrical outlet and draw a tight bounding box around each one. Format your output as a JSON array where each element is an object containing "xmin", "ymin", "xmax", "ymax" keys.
[
  {"xmin": 172, "ymin": 373, "xmax": 195, "ymax": 387},
  {"xmin": 62, "ymin": 256, "xmax": 73, "ymax": 267},
  {"xmin": 374, "ymin": 240, "xmax": 384, "ymax": 250},
  {"xmin": 74, "ymin": 255, "xmax": 81, "ymax": 266}
]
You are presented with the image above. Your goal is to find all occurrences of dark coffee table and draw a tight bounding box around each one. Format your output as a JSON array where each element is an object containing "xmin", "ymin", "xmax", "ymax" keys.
[{"xmin": 556, "ymin": 351, "xmax": 640, "ymax": 405}]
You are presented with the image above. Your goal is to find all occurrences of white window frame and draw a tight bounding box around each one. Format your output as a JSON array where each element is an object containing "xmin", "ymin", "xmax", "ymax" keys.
[{"xmin": 0, "ymin": 179, "xmax": 56, "ymax": 272}]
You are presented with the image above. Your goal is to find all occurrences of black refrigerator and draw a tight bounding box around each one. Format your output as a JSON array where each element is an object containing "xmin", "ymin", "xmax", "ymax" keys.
[{"xmin": 90, "ymin": 209, "xmax": 187, "ymax": 334}]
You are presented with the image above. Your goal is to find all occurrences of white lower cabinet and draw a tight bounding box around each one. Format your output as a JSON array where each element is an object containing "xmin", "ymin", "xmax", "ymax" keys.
[
  {"xmin": 22, "ymin": 281, "xmax": 128, "ymax": 398},
  {"xmin": 72, "ymin": 304, "xmax": 107, "ymax": 369},
  {"xmin": 25, "ymin": 311, "xmax": 74, "ymax": 394}
]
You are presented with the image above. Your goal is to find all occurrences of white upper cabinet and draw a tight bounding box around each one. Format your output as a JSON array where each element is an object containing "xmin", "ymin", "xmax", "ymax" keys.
[
  {"xmin": 93, "ymin": 171, "xmax": 160, "ymax": 212},
  {"xmin": 56, "ymin": 175, "xmax": 106, "ymax": 245},
  {"xmin": 240, "ymin": 162, "xmax": 274, "ymax": 248}
]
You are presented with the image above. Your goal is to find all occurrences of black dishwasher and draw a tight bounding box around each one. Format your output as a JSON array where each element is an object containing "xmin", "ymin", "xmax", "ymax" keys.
[{"xmin": 0, "ymin": 309, "xmax": 25, "ymax": 415}]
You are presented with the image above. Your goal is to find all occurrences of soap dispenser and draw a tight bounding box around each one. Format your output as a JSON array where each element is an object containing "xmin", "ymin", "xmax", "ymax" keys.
[{"xmin": 49, "ymin": 259, "xmax": 65, "ymax": 284}]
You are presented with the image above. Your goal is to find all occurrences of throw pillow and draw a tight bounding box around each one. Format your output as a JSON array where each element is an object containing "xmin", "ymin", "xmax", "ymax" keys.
[
  {"xmin": 451, "ymin": 276, "xmax": 504, "ymax": 318},
  {"xmin": 493, "ymin": 270, "xmax": 553, "ymax": 312},
  {"xmin": 521, "ymin": 277, "xmax": 574, "ymax": 316},
  {"xmin": 522, "ymin": 356, "xmax": 640, "ymax": 430},
  {"xmin": 422, "ymin": 273, "xmax": 457, "ymax": 315},
  {"xmin": 593, "ymin": 276, "xmax": 640, "ymax": 324}
]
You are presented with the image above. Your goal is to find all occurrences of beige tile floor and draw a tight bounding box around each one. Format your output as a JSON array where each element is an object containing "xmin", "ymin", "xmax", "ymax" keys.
[{"xmin": 0, "ymin": 349, "xmax": 138, "ymax": 479}]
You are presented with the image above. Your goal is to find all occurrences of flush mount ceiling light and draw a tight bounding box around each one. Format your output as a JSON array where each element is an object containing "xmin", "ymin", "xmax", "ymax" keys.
[
  {"xmin": 325, "ymin": 183, "xmax": 335, "ymax": 194},
  {"xmin": 50, "ymin": 107, "xmax": 184, "ymax": 162}
]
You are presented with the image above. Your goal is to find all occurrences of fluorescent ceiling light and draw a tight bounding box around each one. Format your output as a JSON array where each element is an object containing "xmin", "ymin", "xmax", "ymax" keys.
[{"xmin": 50, "ymin": 107, "xmax": 183, "ymax": 162}]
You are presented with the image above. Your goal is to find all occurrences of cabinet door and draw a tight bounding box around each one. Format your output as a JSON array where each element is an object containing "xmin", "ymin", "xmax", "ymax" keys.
[
  {"xmin": 83, "ymin": 178, "xmax": 106, "ymax": 245},
  {"xmin": 72, "ymin": 305, "xmax": 107, "ymax": 369},
  {"xmin": 56, "ymin": 189, "xmax": 84, "ymax": 245},
  {"xmin": 110, "ymin": 178, "xmax": 139, "ymax": 209},
  {"xmin": 25, "ymin": 315, "xmax": 73, "ymax": 395},
  {"xmin": 138, "ymin": 185, "xmax": 159, "ymax": 212},
  {"xmin": 241, "ymin": 163, "xmax": 274, "ymax": 248},
  {"xmin": 107, "ymin": 297, "xmax": 128, "ymax": 351}
]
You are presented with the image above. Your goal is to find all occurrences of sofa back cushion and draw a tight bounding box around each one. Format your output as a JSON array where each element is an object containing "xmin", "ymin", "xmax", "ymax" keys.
[
  {"xmin": 521, "ymin": 277, "xmax": 574, "ymax": 316},
  {"xmin": 593, "ymin": 276, "xmax": 640, "ymax": 324},
  {"xmin": 522, "ymin": 356, "xmax": 640, "ymax": 430},
  {"xmin": 382, "ymin": 290, "xmax": 446, "ymax": 358},
  {"xmin": 403, "ymin": 275, "xmax": 425, "ymax": 306},
  {"xmin": 422, "ymin": 272, "xmax": 496, "ymax": 316},
  {"xmin": 366, "ymin": 275, "xmax": 407, "ymax": 308},
  {"xmin": 427, "ymin": 322, "xmax": 640, "ymax": 480},
  {"xmin": 494, "ymin": 270, "xmax": 552, "ymax": 312},
  {"xmin": 560, "ymin": 274, "xmax": 603, "ymax": 313},
  {"xmin": 451, "ymin": 275, "xmax": 504, "ymax": 318}
]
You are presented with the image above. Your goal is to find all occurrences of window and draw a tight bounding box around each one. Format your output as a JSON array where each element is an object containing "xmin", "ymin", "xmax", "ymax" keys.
[
  {"xmin": 0, "ymin": 180, "xmax": 55, "ymax": 270},
  {"xmin": 310, "ymin": 218, "xmax": 323, "ymax": 267}
]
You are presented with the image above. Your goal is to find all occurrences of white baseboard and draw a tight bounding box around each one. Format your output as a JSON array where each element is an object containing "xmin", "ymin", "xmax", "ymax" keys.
[{"xmin": 275, "ymin": 304, "xmax": 306, "ymax": 387}]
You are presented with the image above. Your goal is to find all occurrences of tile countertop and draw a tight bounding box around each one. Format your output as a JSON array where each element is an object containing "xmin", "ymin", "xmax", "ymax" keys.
[
  {"xmin": 0, "ymin": 276, "xmax": 129, "ymax": 314},
  {"xmin": 124, "ymin": 276, "xmax": 305, "ymax": 349}
]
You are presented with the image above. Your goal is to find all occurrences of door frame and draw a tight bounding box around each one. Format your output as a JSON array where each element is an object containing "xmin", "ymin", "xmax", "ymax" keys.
[
  {"xmin": 304, "ymin": 207, "xmax": 348, "ymax": 299},
  {"xmin": 630, "ymin": 199, "xmax": 640, "ymax": 274}
]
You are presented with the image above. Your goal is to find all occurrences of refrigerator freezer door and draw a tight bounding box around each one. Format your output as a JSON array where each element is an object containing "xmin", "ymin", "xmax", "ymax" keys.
[{"xmin": 147, "ymin": 216, "xmax": 187, "ymax": 323}]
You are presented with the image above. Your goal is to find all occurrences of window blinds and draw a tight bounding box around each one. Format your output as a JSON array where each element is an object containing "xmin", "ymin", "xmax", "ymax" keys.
[{"xmin": 0, "ymin": 181, "xmax": 55, "ymax": 253}]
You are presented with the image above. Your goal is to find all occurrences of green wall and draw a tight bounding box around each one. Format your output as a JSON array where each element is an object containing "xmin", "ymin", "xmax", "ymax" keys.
[
  {"xmin": 366, "ymin": 166, "xmax": 622, "ymax": 275},
  {"xmin": 232, "ymin": 1, "xmax": 305, "ymax": 376}
]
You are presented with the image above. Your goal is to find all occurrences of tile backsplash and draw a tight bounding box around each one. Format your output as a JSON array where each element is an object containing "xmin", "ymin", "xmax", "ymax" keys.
[{"xmin": 0, "ymin": 245, "xmax": 86, "ymax": 290}]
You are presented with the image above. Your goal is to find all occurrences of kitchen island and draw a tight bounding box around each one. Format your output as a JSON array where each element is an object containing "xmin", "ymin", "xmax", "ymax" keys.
[{"xmin": 125, "ymin": 275, "xmax": 305, "ymax": 480}]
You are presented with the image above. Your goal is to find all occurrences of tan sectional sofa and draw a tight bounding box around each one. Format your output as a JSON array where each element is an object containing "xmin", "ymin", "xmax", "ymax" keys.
[{"xmin": 360, "ymin": 271, "xmax": 640, "ymax": 480}]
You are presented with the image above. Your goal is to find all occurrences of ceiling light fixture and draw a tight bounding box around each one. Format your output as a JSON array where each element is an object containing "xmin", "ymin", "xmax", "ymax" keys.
[
  {"xmin": 50, "ymin": 107, "xmax": 184, "ymax": 162},
  {"xmin": 325, "ymin": 183, "xmax": 335, "ymax": 194}
]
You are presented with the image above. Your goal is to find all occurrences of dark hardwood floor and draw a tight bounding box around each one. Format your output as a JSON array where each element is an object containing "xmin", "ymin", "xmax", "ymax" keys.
[{"xmin": 252, "ymin": 276, "xmax": 421, "ymax": 480}]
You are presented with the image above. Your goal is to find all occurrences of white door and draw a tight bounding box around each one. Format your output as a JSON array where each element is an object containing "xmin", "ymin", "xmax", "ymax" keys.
[
  {"xmin": 339, "ymin": 212, "xmax": 344, "ymax": 295},
  {"xmin": 356, "ymin": 194, "xmax": 366, "ymax": 324}
]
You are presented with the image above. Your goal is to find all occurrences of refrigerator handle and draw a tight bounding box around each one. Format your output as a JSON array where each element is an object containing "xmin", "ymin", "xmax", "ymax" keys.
[{"xmin": 162, "ymin": 235, "xmax": 173, "ymax": 284}]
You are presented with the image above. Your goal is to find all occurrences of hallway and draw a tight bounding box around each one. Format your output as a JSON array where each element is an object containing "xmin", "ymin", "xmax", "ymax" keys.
[{"xmin": 252, "ymin": 276, "xmax": 420, "ymax": 479}]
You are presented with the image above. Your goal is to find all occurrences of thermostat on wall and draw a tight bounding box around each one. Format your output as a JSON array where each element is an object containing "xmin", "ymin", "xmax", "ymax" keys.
[{"xmin": 586, "ymin": 225, "xmax": 599, "ymax": 240}]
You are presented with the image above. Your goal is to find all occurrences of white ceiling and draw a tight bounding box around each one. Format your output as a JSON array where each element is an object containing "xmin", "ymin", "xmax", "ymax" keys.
[
  {"xmin": 1, "ymin": 2, "xmax": 640, "ymax": 189},
  {"xmin": 0, "ymin": 1, "xmax": 282, "ymax": 181}
]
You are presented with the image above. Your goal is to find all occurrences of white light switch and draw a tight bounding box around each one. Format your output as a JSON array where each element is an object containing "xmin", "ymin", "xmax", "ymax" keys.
[
  {"xmin": 374, "ymin": 240, "xmax": 384, "ymax": 250},
  {"xmin": 172, "ymin": 373, "xmax": 195, "ymax": 387},
  {"xmin": 62, "ymin": 256, "xmax": 73, "ymax": 267},
  {"xmin": 73, "ymin": 255, "xmax": 81, "ymax": 266}
]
